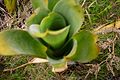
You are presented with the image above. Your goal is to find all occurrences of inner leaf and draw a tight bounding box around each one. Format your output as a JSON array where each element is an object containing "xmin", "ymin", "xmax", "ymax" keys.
[
  {"xmin": 39, "ymin": 12, "xmax": 67, "ymax": 32},
  {"xmin": 48, "ymin": 0, "xmax": 60, "ymax": 11},
  {"xmin": 31, "ymin": 0, "xmax": 48, "ymax": 9},
  {"xmin": 26, "ymin": 8, "xmax": 49, "ymax": 27},
  {"xmin": 28, "ymin": 24, "xmax": 70, "ymax": 50},
  {"xmin": 46, "ymin": 39, "xmax": 73, "ymax": 60}
]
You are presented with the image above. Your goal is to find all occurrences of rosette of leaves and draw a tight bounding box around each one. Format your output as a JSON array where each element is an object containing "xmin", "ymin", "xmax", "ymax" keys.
[{"xmin": 0, "ymin": 0, "xmax": 99, "ymax": 72}]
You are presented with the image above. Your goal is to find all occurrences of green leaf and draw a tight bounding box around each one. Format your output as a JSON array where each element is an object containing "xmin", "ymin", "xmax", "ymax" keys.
[
  {"xmin": 25, "ymin": 8, "xmax": 49, "ymax": 27},
  {"xmin": 30, "ymin": 0, "xmax": 48, "ymax": 9},
  {"xmin": 65, "ymin": 30, "xmax": 99, "ymax": 63},
  {"xmin": 4, "ymin": 0, "xmax": 17, "ymax": 13},
  {"xmin": 53, "ymin": 0, "xmax": 84, "ymax": 38},
  {"xmin": 39, "ymin": 12, "xmax": 66, "ymax": 32},
  {"xmin": 47, "ymin": 57, "xmax": 67, "ymax": 72},
  {"xmin": 48, "ymin": 0, "xmax": 60, "ymax": 11},
  {"xmin": 0, "ymin": 30, "xmax": 47, "ymax": 58},
  {"xmin": 28, "ymin": 24, "xmax": 41, "ymax": 37},
  {"xmin": 42, "ymin": 26, "xmax": 70, "ymax": 49},
  {"xmin": 29, "ymin": 25, "xmax": 70, "ymax": 49}
]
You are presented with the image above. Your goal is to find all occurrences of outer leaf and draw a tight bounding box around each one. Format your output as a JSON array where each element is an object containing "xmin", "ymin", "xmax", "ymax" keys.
[
  {"xmin": 25, "ymin": 8, "xmax": 49, "ymax": 27},
  {"xmin": 53, "ymin": 0, "xmax": 84, "ymax": 38},
  {"xmin": 0, "ymin": 30, "xmax": 47, "ymax": 58},
  {"xmin": 39, "ymin": 12, "xmax": 66, "ymax": 32},
  {"xmin": 29, "ymin": 25, "xmax": 70, "ymax": 49},
  {"xmin": 65, "ymin": 30, "xmax": 99, "ymax": 63},
  {"xmin": 30, "ymin": 0, "xmax": 48, "ymax": 9},
  {"xmin": 48, "ymin": 0, "xmax": 60, "ymax": 11}
]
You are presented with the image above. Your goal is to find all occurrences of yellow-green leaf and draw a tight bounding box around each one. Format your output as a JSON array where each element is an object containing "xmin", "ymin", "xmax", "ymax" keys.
[
  {"xmin": 66, "ymin": 30, "xmax": 99, "ymax": 63},
  {"xmin": 4, "ymin": 0, "xmax": 17, "ymax": 13},
  {"xmin": 0, "ymin": 30, "xmax": 47, "ymax": 58},
  {"xmin": 30, "ymin": 0, "xmax": 48, "ymax": 9},
  {"xmin": 48, "ymin": 0, "xmax": 60, "ymax": 11},
  {"xmin": 25, "ymin": 8, "xmax": 49, "ymax": 27}
]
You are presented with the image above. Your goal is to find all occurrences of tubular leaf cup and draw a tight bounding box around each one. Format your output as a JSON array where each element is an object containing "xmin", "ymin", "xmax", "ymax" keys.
[{"xmin": 0, "ymin": 0, "xmax": 99, "ymax": 72}]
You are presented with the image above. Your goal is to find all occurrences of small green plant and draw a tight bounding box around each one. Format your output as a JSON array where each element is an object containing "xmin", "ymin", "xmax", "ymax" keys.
[
  {"xmin": 4, "ymin": 0, "xmax": 17, "ymax": 13},
  {"xmin": 0, "ymin": 0, "xmax": 99, "ymax": 72}
]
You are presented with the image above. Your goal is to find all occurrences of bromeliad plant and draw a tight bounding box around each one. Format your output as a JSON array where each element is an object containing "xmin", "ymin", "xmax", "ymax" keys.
[{"xmin": 0, "ymin": 0, "xmax": 99, "ymax": 72}]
